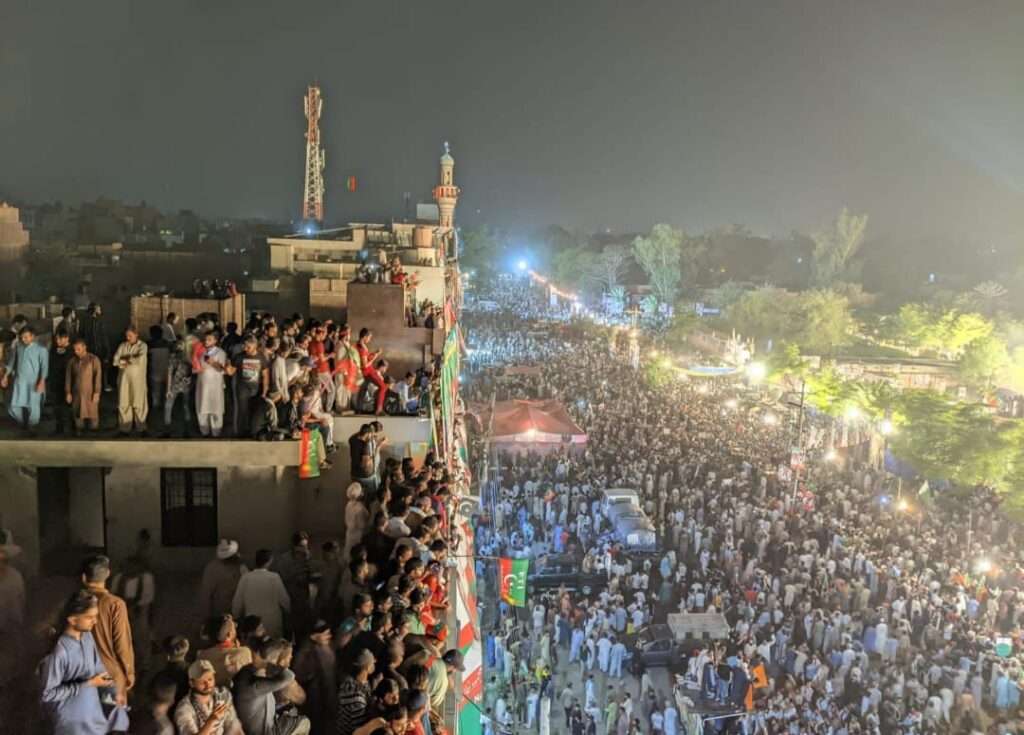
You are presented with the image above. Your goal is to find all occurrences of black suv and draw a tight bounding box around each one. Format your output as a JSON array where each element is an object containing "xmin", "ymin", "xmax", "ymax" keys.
[{"xmin": 527, "ymin": 555, "xmax": 607, "ymax": 596}]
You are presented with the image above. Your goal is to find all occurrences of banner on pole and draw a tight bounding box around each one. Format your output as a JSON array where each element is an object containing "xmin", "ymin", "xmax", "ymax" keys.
[{"xmin": 498, "ymin": 558, "xmax": 528, "ymax": 607}]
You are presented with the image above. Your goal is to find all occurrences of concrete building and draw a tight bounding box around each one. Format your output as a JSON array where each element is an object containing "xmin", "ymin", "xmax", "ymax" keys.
[
  {"xmin": 0, "ymin": 412, "xmax": 433, "ymax": 578},
  {"xmin": 267, "ymin": 150, "xmax": 460, "ymax": 317},
  {"xmin": 0, "ymin": 202, "xmax": 30, "ymax": 261},
  {"xmin": 1, "ymin": 146, "xmax": 463, "ymax": 580}
]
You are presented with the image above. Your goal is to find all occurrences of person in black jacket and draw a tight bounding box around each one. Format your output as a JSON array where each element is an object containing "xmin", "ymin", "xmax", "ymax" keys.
[{"xmin": 49, "ymin": 329, "xmax": 73, "ymax": 435}]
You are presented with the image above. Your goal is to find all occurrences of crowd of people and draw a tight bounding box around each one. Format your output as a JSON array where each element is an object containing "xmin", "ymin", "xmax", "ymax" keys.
[
  {"xmin": 0, "ymin": 305, "xmax": 431, "ymax": 443},
  {"xmin": 2, "ymin": 407, "xmax": 469, "ymax": 734},
  {"xmin": 460, "ymin": 280, "xmax": 1024, "ymax": 735}
]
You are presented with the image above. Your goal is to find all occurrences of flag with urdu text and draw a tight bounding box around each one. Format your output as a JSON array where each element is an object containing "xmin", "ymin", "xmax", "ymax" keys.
[
  {"xmin": 498, "ymin": 558, "xmax": 528, "ymax": 607},
  {"xmin": 298, "ymin": 427, "xmax": 321, "ymax": 479}
]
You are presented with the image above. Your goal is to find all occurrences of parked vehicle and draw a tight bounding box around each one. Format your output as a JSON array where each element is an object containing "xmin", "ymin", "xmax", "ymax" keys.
[
  {"xmin": 527, "ymin": 554, "xmax": 606, "ymax": 596},
  {"xmin": 623, "ymin": 624, "xmax": 698, "ymax": 673}
]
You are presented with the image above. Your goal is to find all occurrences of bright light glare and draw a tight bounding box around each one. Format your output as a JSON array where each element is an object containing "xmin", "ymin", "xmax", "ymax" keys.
[
  {"xmin": 650, "ymin": 350, "xmax": 659, "ymax": 358},
  {"xmin": 516, "ymin": 259, "xmax": 528, "ymax": 272},
  {"xmin": 896, "ymin": 499, "xmax": 909, "ymax": 512},
  {"xmin": 845, "ymin": 405, "xmax": 861, "ymax": 420},
  {"xmin": 825, "ymin": 449, "xmax": 837, "ymax": 461},
  {"xmin": 659, "ymin": 357, "xmax": 672, "ymax": 369},
  {"xmin": 976, "ymin": 558, "xmax": 993, "ymax": 574},
  {"xmin": 724, "ymin": 398, "xmax": 738, "ymax": 409},
  {"xmin": 697, "ymin": 384, "xmax": 709, "ymax": 394},
  {"xmin": 879, "ymin": 419, "xmax": 894, "ymax": 435},
  {"xmin": 525, "ymin": 427, "xmax": 537, "ymax": 439},
  {"xmin": 762, "ymin": 412, "xmax": 777, "ymax": 425},
  {"xmin": 746, "ymin": 362, "xmax": 766, "ymax": 382}
]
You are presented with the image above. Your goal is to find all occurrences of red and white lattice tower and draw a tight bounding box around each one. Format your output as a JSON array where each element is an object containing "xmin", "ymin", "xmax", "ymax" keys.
[{"xmin": 302, "ymin": 85, "xmax": 325, "ymax": 223}]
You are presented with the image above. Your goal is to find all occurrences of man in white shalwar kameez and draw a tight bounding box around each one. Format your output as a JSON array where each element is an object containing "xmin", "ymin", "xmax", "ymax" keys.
[{"xmin": 195, "ymin": 332, "xmax": 228, "ymax": 437}]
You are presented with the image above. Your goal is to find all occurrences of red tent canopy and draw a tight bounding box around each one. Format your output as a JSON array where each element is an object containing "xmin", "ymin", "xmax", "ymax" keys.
[{"xmin": 485, "ymin": 399, "xmax": 587, "ymax": 445}]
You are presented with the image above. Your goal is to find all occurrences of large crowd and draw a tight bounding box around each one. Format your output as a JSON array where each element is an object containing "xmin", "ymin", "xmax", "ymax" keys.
[
  {"xmin": 3, "ymin": 275, "xmax": 1024, "ymax": 735},
  {"xmin": 0, "ymin": 285, "xmax": 434, "ymax": 442},
  {"xmin": 0, "ymin": 267, "xmax": 465, "ymax": 735},
  {"xmin": 462, "ymin": 281, "xmax": 1024, "ymax": 735}
]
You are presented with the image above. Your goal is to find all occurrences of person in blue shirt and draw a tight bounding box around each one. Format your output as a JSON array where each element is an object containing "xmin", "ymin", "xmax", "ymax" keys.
[{"xmin": 3, "ymin": 325, "xmax": 48, "ymax": 430}]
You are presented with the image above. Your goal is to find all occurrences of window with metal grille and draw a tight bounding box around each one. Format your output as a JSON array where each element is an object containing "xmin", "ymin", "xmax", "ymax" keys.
[{"xmin": 160, "ymin": 469, "xmax": 218, "ymax": 546}]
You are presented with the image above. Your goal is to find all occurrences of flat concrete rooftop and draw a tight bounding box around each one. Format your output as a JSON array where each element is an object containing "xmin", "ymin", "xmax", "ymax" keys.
[{"xmin": 0, "ymin": 438, "xmax": 301, "ymax": 467}]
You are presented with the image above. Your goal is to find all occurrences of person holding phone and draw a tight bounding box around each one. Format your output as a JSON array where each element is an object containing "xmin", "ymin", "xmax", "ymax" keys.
[
  {"xmin": 38, "ymin": 590, "xmax": 130, "ymax": 734},
  {"xmin": 173, "ymin": 658, "xmax": 242, "ymax": 735}
]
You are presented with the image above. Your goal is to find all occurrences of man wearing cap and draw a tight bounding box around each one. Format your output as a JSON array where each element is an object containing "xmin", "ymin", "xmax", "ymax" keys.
[
  {"xmin": 199, "ymin": 540, "xmax": 248, "ymax": 621},
  {"xmin": 173, "ymin": 659, "xmax": 243, "ymax": 735}
]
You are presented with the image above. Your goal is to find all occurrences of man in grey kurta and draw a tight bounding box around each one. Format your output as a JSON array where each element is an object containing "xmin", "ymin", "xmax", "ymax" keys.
[
  {"xmin": 112, "ymin": 326, "xmax": 148, "ymax": 435},
  {"xmin": 3, "ymin": 326, "xmax": 48, "ymax": 429},
  {"xmin": 38, "ymin": 591, "xmax": 130, "ymax": 734}
]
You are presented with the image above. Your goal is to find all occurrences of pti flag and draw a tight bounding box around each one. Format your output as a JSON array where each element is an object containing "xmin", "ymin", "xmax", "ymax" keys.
[
  {"xmin": 298, "ymin": 427, "xmax": 321, "ymax": 479},
  {"xmin": 498, "ymin": 558, "xmax": 528, "ymax": 607}
]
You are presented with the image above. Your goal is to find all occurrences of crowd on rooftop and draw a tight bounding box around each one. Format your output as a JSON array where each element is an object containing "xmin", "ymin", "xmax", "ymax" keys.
[{"xmin": 0, "ymin": 302, "xmax": 433, "ymax": 446}]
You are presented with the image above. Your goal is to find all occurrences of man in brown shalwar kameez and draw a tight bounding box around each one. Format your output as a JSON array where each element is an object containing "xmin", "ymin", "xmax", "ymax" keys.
[
  {"xmin": 65, "ymin": 338, "xmax": 102, "ymax": 434},
  {"xmin": 81, "ymin": 554, "xmax": 135, "ymax": 703}
]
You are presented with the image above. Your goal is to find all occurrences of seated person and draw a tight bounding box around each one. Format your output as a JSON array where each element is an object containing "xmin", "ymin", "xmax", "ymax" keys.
[
  {"xmin": 395, "ymin": 372, "xmax": 420, "ymax": 414},
  {"xmin": 299, "ymin": 383, "xmax": 335, "ymax": 450}
]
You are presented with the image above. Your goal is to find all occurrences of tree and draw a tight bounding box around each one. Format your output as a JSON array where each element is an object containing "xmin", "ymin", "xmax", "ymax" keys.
[
  {"xmin": 632, "ymin": 224, "xmax": 683, "ymax": 306},
  {"xmin": 723, "ymin": 287, "xmax": 852, "ymax": 354},
  {"xmin": 705, "ymin": 281, "xmax": 748, "ymax": 311},
  {"xmin": 663, "ymin": 308, "xmax": 699, "ymax": 351},
  {"xmin": 889, "ymin": 304, "xmax": 993, "ymax": 359},
  {"xmin": 959, "ymin": 335, "xmax": 1010, "ymax": 391},
  {"xmin": 970, "ymin": 281, "xmax": 1008, "ymax": 315},
  {"xmin": 588, "ymin": 245, "xmax": 630, "ymax": 293},
  {"xmin": 459, "ymin": 225, "xmax": 507, "ymax": 281},
  {"xmin": 550, "ymin": 245, "xmax": 589, "ymax": 291},
  {"xmin": 810, "ymin": 207, "xmax": 868, "ymax": 286}
]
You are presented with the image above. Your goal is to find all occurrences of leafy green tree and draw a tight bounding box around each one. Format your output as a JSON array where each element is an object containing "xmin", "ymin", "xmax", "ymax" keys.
[
  {"xmin": 588, "ymin": 245, "xmax": 630, "ymax": 293},
  {"xmin": 550, "ymin": 244, "xmax": 590, "ymax": 290},
  {"xmin": 663, "ymin": 308, "xmax": 699, "ymax": 351},
  {"xmin": 959, "ymin": 335, "xmax": 1010, "ymax": 391},
  {"xmin": 632, "ymin": 224, "xmax": 683, "ymax": 306},
  {"xmin": 810, "ymin": 207, "xmax": 868, "ymax": 286},
  {"xmin": 705, "ymin": 281, "xmax": 748, "ymax": 310},
  {"xmin": 459, "ymin": 225, "xmax": 507, "ymax": 281},
  {"xmin": 723, "ymin": 287, "xmax": 852, "ymax": 354},
  {"xmin": 890, "ymin": 304, "xmax": 993, "ymax": 359}
]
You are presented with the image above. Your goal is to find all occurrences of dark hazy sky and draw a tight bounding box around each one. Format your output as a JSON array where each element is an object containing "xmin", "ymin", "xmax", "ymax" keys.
[{"xmin": 2, "ymin": 1, "xmax": 1023, "ymax": 244}]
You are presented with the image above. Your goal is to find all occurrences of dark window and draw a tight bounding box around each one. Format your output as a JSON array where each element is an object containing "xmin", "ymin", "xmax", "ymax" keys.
[{"xmin": 160, "ymin": 469, "xmax": 218, "ymax": 546}]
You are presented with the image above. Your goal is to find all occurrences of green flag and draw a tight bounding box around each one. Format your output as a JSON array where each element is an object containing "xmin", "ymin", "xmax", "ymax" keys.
[{"xmin": 498, "ymin": 558, "xmax": 528, "ymax": 607}]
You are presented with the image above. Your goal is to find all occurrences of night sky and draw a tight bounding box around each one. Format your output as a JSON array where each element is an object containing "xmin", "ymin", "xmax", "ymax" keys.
[{"xmin": 2, "ymin": 1, "xmax": 1023, "ymax": 244}]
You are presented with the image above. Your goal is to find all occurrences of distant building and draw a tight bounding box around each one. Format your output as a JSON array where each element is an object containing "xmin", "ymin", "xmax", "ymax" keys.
[
  {"xmin": 0, "ymin": 202, "xmax": 30, "ymax": 261},
  {"xmin": 267, "ymin": 149, "xmax": 461, "ymax": 317}
]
